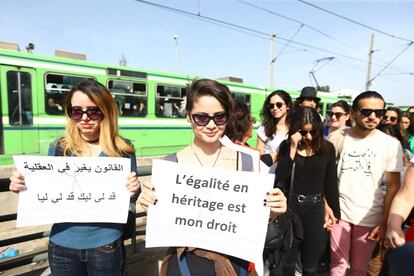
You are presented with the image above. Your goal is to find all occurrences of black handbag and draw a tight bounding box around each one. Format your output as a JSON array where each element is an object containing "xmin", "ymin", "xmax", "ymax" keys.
[
  {"xmin": 265, "ymin": 163, "xmax": 296, "ymax": 250},
  {"xmin": 264, "ymin": 163, "xmax": 303, "ymax": 276}
]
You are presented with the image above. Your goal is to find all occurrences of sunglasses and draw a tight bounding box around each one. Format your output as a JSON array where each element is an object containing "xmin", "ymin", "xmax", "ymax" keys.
[
  {"xmin": 68, "ymin": 106, "xmax": 103, "ymax": 121},
  {"xmin": 328, "ymin": 112, "xmax": 347, "ymax": 118},
  {"xmin": 268, "ymin": 102, "xmax": 284, "ymax": 110},
  {"xmin": 299, "ymin": 130, "xmax": 317, "ymax": 136},
  {"xmin": 384, "ymin": 115, "xmax": 398, "ymax": 122},
  {"xmin": 358, "ymin": 109, "xmax": 386, "ymax": 118},
  {"xmin": 191, "ymin": 112, "xmax": 228, "ymax": 126}
]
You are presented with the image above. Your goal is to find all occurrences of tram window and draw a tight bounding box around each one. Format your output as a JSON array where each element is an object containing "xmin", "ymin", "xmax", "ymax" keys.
[
  {"xmin": 45, "ymin": 74, "xmax": 89, "ymax": 115},
  {"xmin": 7, "ymin": 71, "xmax": 33, "ymax": 126},
  {"xmin": 108, "ymin": 80, "xmax": 147, "ymax": 117},
  {"xmin": 156, "ymin": 85, "xmax": 187, "ymax": 118},
  {"xmin": 232, "ymin": 93, "xmax": 251, "ymax": 110}
]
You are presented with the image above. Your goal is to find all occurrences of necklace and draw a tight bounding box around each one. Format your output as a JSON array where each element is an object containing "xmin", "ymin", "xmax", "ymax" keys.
[
  {"xmin": 191, "ymin": 144, "xmax": 222, "ymax": 167},
  {"xmin": 81, "ymin": 137, "xmax": 99, "ymax": 144}
]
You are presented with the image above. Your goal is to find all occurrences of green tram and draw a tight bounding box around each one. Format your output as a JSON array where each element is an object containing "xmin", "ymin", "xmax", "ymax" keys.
[{"xmin": 0, "ymin": 46, "xmax": 346, "ymax": 165}]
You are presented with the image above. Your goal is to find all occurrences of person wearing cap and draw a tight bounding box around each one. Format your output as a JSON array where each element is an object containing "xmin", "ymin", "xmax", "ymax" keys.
[
  {"xmin": 296, "ymin": 86, "xmax": 321, "ymax": 109},
  {"xmin": 295, "ymin": 86, "xmax": 325, "ymax": 124}
]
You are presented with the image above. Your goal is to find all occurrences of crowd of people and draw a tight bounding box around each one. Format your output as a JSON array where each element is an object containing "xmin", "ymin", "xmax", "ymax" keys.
[{"xmin": 8, "ymin": 78, "xmax": 414, "ymax": 275}]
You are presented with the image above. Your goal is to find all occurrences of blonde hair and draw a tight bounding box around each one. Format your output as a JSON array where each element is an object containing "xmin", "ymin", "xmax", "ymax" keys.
[{"xmin": 61, "ymin": 79, "xmax": 134, "ymax": 157}]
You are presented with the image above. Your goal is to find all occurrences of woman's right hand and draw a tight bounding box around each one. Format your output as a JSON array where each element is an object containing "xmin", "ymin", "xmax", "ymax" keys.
[
  {"xmin": 137, "ymin": 182, "xmax": 157, "ymax": 212},
  {"xmin": 9, "ymin": 171, "xmax": 26, "ymax": 193},
  {"xmin": 386, "ymin": 226, "xmax": 406, "ymax": 248},
  {"xmin": 290, "ymin": 131, "xmax": 302, "ymax": 148}
]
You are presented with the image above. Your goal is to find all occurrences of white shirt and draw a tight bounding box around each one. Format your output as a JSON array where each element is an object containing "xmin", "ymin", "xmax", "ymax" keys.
[
  {"xmin": 256, "ymin": 125, "xmax": 287, "ymax": 154},
  {"xmin": 337, "ymin": 130, "xmax": 403, "ymax": 227}
]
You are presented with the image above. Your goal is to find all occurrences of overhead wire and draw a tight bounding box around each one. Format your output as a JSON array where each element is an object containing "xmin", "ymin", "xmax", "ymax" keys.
[
  {"xmin": 370, "ymin": 42, "xmax": 414, "ymax": 82},
  {"xmin": 274, "ymin": 24, "xmax": 304, "ymax": 61},
  {"xmin": 237, "ymin": 0, "xmax": 366, "ymax": 55},
  {"xmin": 296, "ymin": 0, "xmax": 414, "ymax": 43},
  {"xmin": 134, "ymin": 0, "xmax": 269, "ymax": 38},
  {"xmin": 135, "ymin": 0, "xmax": 413, "ymax": 80}
]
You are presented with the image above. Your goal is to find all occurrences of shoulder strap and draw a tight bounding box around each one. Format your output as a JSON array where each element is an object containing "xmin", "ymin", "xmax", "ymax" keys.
[
  {"xmin": 177, "ymin": 254, "xmax": 191, "ymax": 276},
  {"xmin": 240, "ymin": 152, "xmax": 254, "ymax": 172},
  {"xmin": 48, "ymin": 138, "xmax": 64, "ymax": 156},
  {"xmin": 288, "ymin": 163, "xmax": 296, "ymax": 208},
  {"xmin": 165, "ymin": 153, "xmax": 178, "ymax": 163}
]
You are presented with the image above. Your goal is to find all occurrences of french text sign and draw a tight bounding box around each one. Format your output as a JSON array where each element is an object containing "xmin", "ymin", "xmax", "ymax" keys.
[
  {"xmin": 13, "ymin": 155, "xmax": 131, "ymax": 227},
  {"xmin": 146, "ymin": 159, "xmax": 274, "ymax": 265}
]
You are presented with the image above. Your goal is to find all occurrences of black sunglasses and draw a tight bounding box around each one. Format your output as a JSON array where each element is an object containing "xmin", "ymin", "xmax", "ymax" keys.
[
  {"xmin": 384, "ymin": 115, "xmax": 398, "ymax": 122},
  {"xmin": 359, "ymin": 109, "xmax": 386, "ymax": 118},
  {"xmin": 268, "ymin": 102, "xmax": 284, "ymax": 110},
  {"xmin": 191, "ymin": 112, "xmax": 228, "ymax": 126},
  {"xmin": 68, "ymin": 106, "xmax": 103, "ymax": 121},
  {"xmin": 328, "ymin": 112, "xmax": 346, "ymax": 118},
  {"xmin": 299, "ymin": 130, "xmax": 317, "ymax": 136}
]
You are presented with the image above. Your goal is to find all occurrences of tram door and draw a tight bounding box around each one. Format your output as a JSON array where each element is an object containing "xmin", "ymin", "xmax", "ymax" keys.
[{"xmin": 0, "ymin": 66, "xmax": 39, "ymax": 154}]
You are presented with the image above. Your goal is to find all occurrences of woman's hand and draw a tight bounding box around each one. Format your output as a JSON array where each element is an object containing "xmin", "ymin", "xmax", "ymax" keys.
[
  {"xmin": 9, "ymin": 171, "xmax": 26, "ymax": 193},
  {"xmin": 324, "ymin": 203, "xmax": 337, "ymax": 231},
  {"xmin": 126, "ymin": 171, "xmax": 140, "ymax": 196},
  {"xmin": 265, "ymin": 188, "xmax": 287, "ymax": 218},
  {"xmin": 137, "ymin": 182, "xmax": 157, "ymax": 212},
  {"xmin": 386, "ymin": 226, "xmax": 406, "ymax": 248},
  {"xmin": 289, "ymin": 132, "xmax": 302, "ymax": 159},
  {"xmin": 290, "ymin": 132, "xmax": 302, "ymax": 148}
]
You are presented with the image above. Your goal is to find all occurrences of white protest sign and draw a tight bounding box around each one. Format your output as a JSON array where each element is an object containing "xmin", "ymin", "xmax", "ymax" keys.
[
  {"xmin": 146, "ymin": 159, "xmax": 274, "ymax": 267},
  {"xmin": 13, "ymin": 155, "xmax": 131, "ymax": 227}
]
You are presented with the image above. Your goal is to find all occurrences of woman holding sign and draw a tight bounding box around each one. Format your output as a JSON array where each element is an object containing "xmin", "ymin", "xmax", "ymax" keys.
[
  {"xmin": 9, "ymin": 79, "xmax": 140, "ymax": 276},
  {"xmin": 138, "ymin": 78, "xmax": 287, "ymax": 276},
  {"xmin": 274, "ymin": 106, "xmax": 340, "ymax": 276}
]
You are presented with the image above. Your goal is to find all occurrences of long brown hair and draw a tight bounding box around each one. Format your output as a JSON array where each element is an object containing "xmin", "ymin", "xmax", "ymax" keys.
[
  {"xmin": 260, "ymin": 90, "xmax": 292, "ymax": 138},
  {"xmin": 288, "ymin": 106, "xmax": 327, "ymax": 155},
  {"xmin": 61, "ymin": 79, "xmax": 134, "ymax": 156}
]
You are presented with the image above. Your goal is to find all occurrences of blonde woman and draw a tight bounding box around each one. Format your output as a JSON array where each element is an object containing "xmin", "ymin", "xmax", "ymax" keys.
[{"xmin": 9, "ymin": 79, "xmax": 140, "ymax": 276}]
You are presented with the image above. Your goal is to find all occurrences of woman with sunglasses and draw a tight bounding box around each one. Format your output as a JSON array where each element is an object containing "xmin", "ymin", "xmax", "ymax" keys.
[
  {"xmin": 9, "ymin": 79, "xmax": 140, "ymax": 275},
  {"xmin": 274, "ymin": 107, "xmax": 340, "ymax": 276},
  {"xmin": 382, "ymin": 107, "xmax": 401, "ymax": 126},
  {"xmin": 138, "ymin": 78, "xmax": 287, "ymax": 276},
  {"xmin": 327, "ymin": 100, "xmax": 352, "ymax": 134},
  {"xmin": 256, "ymin": 90, "xmax": 292, "ymax": 156}
]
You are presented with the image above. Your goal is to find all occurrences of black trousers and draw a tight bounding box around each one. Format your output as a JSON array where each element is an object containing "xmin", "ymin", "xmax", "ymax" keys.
[{"xmin": 283, "ymin": 199, "xmax": 325, "ymax": 276}]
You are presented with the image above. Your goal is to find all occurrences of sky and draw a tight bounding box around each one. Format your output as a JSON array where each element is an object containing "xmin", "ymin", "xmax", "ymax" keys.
[{"xmin": 1, "ymin": 0, "xmax": 414, "ymax": 106}]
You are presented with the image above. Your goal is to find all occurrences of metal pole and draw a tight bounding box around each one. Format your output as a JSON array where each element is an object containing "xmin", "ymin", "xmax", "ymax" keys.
[
  {"xmin": 17, "ymin": 72, "xmax": 22, "ymax": 125},
  {"xmin": 366, "ymin": 33, "xmax": 375, "ymax": 90},
  {"xmin": 269, "ymin": 33, "xmax": 276, "ymax": 87},
  {"xmin": 174, "ymin": 35, "xmax": 179, "ymax": 69}
]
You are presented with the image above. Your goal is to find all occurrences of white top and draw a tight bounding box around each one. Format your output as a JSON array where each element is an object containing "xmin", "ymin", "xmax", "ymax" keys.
[
  {"xmin": 337, "ymin": 130, "xmax": 403, "ymax": 227},
  {"xmin": 256, "ymin": 125, "xmax": 287, "ymax": 154}
]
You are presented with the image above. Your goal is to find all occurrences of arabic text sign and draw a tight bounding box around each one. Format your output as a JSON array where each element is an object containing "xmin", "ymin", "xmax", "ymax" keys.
[
  {"xmin": 13, "ymin": 155, "xmax": 131, "ymax": 227},
  {"xmin": 145, "ymin": 159, "xmax": 274, "ymax": 264}
]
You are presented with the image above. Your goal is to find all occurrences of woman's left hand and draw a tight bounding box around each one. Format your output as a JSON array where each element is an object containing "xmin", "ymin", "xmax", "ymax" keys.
[
  {"xmin": 126, "ymin": 172, "xmax": 140, "ymax": 196},
  {"xmin": 324, "ymin": 203, "xmax": 337, "ymax": 231},
  {"xmin": 265, "ymin": 188, "xmax": 287, "ymax": 218}
]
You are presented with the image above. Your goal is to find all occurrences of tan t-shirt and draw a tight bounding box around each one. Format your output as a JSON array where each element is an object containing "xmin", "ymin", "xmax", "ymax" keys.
[{"xmin": 337, "ymin": 130, "xmax": 403, "ymax": 227}]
